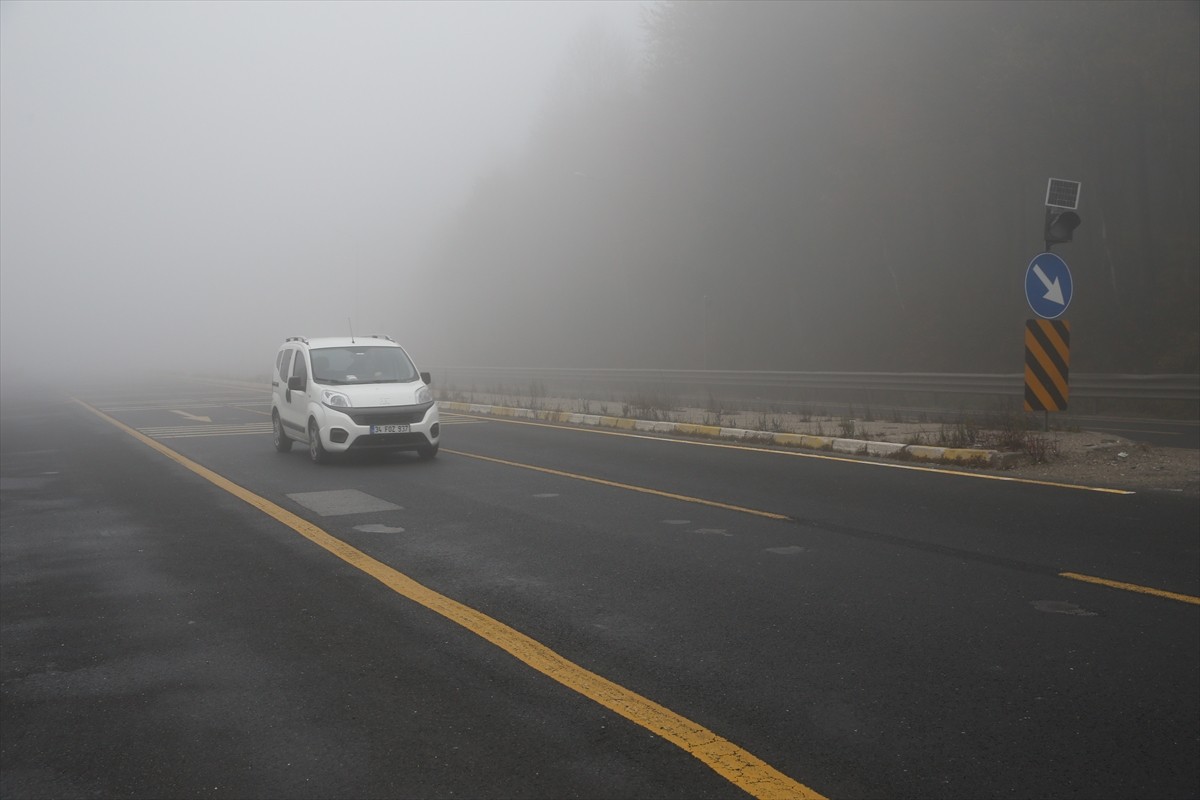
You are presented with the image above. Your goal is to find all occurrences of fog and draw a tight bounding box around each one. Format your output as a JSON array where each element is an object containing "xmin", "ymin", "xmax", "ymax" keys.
[
  {"xmin": 3, "ymin": 1, "xmax": 1198, "ymax": 393},
  {"xmin": 0, "ymin": 0, "xmax": 643, "ymax": 385}
]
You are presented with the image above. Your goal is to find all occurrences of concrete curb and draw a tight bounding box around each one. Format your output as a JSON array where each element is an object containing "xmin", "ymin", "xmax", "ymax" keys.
[{"xmin": 439, "ymin": 401, "xmax": 1019, "ymax": 469}]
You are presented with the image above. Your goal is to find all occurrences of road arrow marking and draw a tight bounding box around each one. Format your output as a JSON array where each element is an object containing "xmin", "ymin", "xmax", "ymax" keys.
[
  {"xmin": 170, "ymin": 410, "xmax": 213, "ymax": 423},
  {"xmin": 1033, "ymin": 264, "xmax": 1065, "ymax": 305}
]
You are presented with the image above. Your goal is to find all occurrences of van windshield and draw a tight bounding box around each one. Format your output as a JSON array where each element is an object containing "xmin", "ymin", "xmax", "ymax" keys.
[{"xmin": 310, "ymin": 347, "xmax": 418, "ymax": 385}]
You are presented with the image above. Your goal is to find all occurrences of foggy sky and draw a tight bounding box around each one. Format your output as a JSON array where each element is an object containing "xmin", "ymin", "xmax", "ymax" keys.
[{"xmin": 0, "ymin": 0, "xmax": 644, "ymax": 383}]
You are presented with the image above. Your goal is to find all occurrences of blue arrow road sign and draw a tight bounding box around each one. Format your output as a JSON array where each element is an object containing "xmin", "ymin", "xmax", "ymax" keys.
[{"xmin": 1025, "ymin": 252, "xmax": 1073, "ymax": 319}]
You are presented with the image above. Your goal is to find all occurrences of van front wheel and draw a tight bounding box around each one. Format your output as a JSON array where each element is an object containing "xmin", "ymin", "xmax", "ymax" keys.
[
  {"xmin": 273, "ymin": 412, "xmax": 292, "ymax": 453},
  {"xmin": 308, "ymin": 419, "xmax": 329, "ymax": 464}
]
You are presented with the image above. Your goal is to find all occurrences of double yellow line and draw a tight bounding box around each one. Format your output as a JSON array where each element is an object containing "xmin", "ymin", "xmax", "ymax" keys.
[{"xmin": 72, "ymin": 398, "xmax": 825, "ymax": 800}]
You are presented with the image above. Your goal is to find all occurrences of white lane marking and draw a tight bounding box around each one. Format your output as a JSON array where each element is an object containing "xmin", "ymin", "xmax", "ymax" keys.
[
  {"xmin": 141, "ymin": 413, "xmax": 468, "ymax": 439},
  {"xmin": 96, "ymin": 399, "xmax": 265, "ymax": 412},
  {"xmin": 170, "ymin": 410, "xmax": 213, "ymax": 423},
  {"xmin": 152, "ymin": 431, "xmax": 274, "ymax": 439},
  {"xmin": 440, "ymin": 413, "xmax": 485, "ymax": 425},
  {"xmin": 765, "ymin": 546, "xmax": 807, "ymax": 555},
  {"xmin": 141, "ymin": 424, "xmax": 271, "ymax": 432},
  {"xmin": 141, "ymin": 423, "xmax": 272, "ymax": 439}
]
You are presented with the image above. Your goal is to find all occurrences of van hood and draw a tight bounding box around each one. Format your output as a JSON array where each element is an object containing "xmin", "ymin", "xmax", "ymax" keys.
[{"xmin": 324, "ymin": 381, "xmax": 429, "ymax": 408}]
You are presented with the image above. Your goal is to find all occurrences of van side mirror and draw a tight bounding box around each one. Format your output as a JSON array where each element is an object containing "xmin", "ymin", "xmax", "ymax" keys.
[
  {"xmin": 420, "ymin": 371, "xmax": 431, "ymax": 385},
  {"xmin": 287, "ymin": 376, "xmax": 305, "ymax": 391}
]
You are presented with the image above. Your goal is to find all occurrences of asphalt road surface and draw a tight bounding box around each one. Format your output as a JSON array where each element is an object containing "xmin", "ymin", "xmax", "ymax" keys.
[
  {"xmin": 1060, "ymin": 414, "xmax": 1200, "ymax": 450},
  {"xmin": 2, "ymin": 376, "xmax": 1197, "ymax": 799}
]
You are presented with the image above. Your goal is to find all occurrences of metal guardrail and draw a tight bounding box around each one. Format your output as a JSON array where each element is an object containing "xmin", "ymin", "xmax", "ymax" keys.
[{"xmin": 433, "ymin": 367, "xmax": 1200, "ymax": 419}]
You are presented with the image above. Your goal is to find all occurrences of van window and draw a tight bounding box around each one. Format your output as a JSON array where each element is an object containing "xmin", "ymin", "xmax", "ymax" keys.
[
  {"xmin": 292, "ymin": 350, "xmax": 308, "ymax": 383},
  {"xmin": 279, "ymin": 349, "xmax": 294, "ymax": 381},
  {"xmin": 309, "ymin": 346, "xmax": 416, "ymax": 384}
]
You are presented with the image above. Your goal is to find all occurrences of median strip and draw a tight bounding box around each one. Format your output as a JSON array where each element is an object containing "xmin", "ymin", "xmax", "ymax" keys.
[
  {"xmin": 440, "ymin": 403, "xmax": 1136, "ymax": 495},
  {"xmin": 439, "ymin": 401, "xmax": 1005, "ymax": 464}
]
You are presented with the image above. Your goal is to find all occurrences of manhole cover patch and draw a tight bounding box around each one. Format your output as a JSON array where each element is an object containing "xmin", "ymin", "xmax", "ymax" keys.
[{"xmin": 287, "ymin": 490, "xmax": 402, "ymax": 516}]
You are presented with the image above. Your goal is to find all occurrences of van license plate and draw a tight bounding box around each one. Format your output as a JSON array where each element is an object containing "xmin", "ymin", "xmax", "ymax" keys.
[{"xmin": 372, "ymin": 424, "xmax": 410, "ymax": 434}]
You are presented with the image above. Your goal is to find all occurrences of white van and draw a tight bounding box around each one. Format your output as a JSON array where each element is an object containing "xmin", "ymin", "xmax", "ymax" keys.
[{"xmin": 270, "ymin": 336, "xmax": 440, "ymax": 464}]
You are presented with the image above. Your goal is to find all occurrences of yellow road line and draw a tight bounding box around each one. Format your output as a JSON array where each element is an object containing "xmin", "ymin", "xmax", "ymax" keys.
[
  {"xmin": 71, "ymin": 398, "xmax": 823, "ymax": 800},
  {"xmin": 1059, "ymin": 572, "xmax": 1200, "ymax": 606},
  {"xmin": 443, "ymin": 449, "xmax": 791, "ymax": 520},
  {"xmin": 453, "ymin": 414, "xmax": 1135, "ymax": 495}
]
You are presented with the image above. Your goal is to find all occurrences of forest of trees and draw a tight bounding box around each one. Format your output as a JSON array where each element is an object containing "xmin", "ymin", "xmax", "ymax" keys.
[{"xmin": 420, "ymin": 1, "xmax": 1199, "ymax": 374}]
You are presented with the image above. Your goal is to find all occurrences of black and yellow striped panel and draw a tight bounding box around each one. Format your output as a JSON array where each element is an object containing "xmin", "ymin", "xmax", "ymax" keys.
[{"xmin": 1024, "ymin": 319, "xmax": 1071, "ymax": 411}]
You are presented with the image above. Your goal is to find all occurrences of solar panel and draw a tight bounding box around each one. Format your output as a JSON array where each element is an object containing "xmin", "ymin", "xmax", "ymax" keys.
[{"xmin": 1045, "ymin": 178, "xmax": 1081, "ymax": 209}]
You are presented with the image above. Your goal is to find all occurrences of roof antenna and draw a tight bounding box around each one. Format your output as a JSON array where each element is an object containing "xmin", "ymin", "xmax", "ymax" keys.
[{"xmin": 348, "ymin": 317, "xmax": 355, "ymax": 343}]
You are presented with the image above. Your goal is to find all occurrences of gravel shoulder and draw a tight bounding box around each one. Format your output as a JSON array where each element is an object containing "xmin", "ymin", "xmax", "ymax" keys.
[{"xmin": 996, "ymin": 432, "xmax": 1199, "ymax": 495}]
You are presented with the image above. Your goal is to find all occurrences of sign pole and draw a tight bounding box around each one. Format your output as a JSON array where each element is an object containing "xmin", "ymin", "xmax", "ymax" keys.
[
  {"xmin": 1025, "ymin": 178, "xmax": 1079, "ymax": 427},
  {"xmin": 1046, "ymin": 210, "xmax": 1053, "ymax": 434},
  {"xmin": 1044, "ymin": 208, "xmax": 1056, "ymax": 433}
]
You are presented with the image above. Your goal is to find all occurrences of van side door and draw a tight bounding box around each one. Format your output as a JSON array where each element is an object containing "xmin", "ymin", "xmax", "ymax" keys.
[{"xmin": 281, "ymin": 348, "xmax": 310, "ymax": 436}]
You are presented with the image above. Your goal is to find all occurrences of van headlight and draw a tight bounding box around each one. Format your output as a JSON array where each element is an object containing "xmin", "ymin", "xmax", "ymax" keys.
[
  {"xmin": 322, "ymin": 390, "xmax": 352, "ymax": 408},
  {"xmin": 416, "ymin": 385, "xmax": 432, "ymax": 404}
]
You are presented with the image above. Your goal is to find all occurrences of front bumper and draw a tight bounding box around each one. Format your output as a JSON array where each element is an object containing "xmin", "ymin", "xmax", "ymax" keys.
[{"xmin": 317, "ymin": 401, "xmax": 440, "ymax": 453}]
